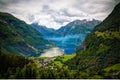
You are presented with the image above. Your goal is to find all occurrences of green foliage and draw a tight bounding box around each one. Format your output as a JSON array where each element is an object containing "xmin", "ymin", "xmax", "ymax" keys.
[
  {"xmin": 95, "ymin": 31, "xmax": 120, "ymax": 39},
  {"xmin": 53, "ymin": 61, "xmax": 63, "ymax": 67},
  {"xmin": 53, "ymin": 54, "xmax": 76, "ymax": 67},
  {"xmin": 96, "ymin": 43, "xmax": 110, "ymax": 54},
  {"xmin": 0, "ymin": 49, "xmax": 30, "ymax": 78},
  {"xmin": 104, "ymin": 64, "xmax": 120, "ymax": 72}
]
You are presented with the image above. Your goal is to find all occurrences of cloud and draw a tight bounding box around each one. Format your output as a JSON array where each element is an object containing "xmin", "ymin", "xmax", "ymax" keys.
[
  {"xmin": 74, "ymin": 0, "xmax": 120, "ymax": 20},
  {"xmin": 40, "ymin": 47, "xmax": 63, "ymax": 57},
  {"xmin": 0, "ymin": 0, "xmax": 119, "ymax": 29}
]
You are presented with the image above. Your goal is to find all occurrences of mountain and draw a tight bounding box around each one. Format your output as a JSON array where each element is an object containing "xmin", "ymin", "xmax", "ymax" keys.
[
  {"xmin": 31, "ymin": 19, "xmax": 101, "ymax": 54},
  {"xmin": 31, "ymin": 23, "xmax": 60, "ymax": 37},
  {"xmin": 66, "ymin": 3, "xmax": 120, "ymax": 78},
  {"xmin": 0, "ymin": 12, "xmax": 52, "ymax": 57},
  {"xmin": 56, "ymin": 19, "xmax": 101, "ymax": 36},
  {"xmin": 31, "ymin": 19, "xmax": 101, "ymax": 37}
]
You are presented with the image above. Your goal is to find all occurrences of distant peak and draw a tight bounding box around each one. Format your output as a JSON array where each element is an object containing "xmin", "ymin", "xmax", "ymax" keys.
[
  {"xmin": 66, "ymin": 18, "xmax": 100, "ymax": 26},
  {"xmin": 31, "ymin": 22, "xmax": 39, "ymax": 25},
  {"xmin": 31, "ymin": 22, "xmax": 46, "ymax": 28}
]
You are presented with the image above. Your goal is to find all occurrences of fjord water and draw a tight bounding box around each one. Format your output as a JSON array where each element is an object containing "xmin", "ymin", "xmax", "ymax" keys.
[{"xmin": 45, "ymin": 34, "xmax": 87, "ymax": 54}]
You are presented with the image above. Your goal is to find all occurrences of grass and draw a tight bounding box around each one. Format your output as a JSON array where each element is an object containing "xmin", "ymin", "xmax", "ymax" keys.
[
  {"xmin": 104, "ymin": 64, "xmax": 120, "ymax": 72},
  {"xmin": 53, "ymin": 54, "xmax": 76, "ymax": 67},
  {"xmin": 95, "ymin": 31, "xmax": 120, "ymax": 39},
  {"xmin": 61, "ymin": 54, "xmax": 76, "ymax": 62},
  {"xmin": 38, "ymin": 57, "xmax": 48, "ymax": 60},
  {"xmin": 54, "ymin": 61, "xmax": 63, "ymax": 67}
]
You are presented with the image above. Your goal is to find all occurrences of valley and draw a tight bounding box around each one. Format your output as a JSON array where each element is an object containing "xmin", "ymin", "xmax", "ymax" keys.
[
  {"xmin": 0, "ymin": 1, "xmax": 120, "ymax": 79},
  {"xmin": 31, "ymin": 19, "xmax": 100, "ymax": 55}
]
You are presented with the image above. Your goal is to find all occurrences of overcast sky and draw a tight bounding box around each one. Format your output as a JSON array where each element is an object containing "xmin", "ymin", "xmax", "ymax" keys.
[{"xmin": 0, "ymin": 0, "xmax": 119, "ymax": 29}]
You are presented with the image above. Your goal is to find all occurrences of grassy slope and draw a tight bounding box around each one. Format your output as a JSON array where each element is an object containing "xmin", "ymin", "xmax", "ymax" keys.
[
  {"xmin": 53, "ymin": 54, "xmax": 76, "ymax": 67},
  {"xmin": 104, "ymin": 64, "xmax": 120, "ymax": 72}
]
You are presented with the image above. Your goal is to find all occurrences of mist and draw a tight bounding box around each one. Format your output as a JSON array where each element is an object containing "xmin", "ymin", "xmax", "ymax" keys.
[
  {"xmin": 45, "ymin": 34, "xmax": 86, "ymax": 54},
  {"xmin": 40, "ymin": 47, "xmax": 63, "ymax": 57}
]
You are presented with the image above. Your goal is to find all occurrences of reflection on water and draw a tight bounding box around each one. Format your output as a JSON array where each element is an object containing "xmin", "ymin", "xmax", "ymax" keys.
[{"xmin": 45, "ymin": 34, "xmax": 87, "ymax": 54}]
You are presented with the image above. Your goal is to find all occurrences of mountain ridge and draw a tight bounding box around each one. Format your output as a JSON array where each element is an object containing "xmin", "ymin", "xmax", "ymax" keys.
[
  {"xmin": 31, "ymin": 23, "xmax": 60, "ymax": 37},
  {"xmin": 0, "ymin": 12, "xmax": 52, "ymax": 57},
  {"xmin": 31, "ymin": 19, "xmax": 101, "ymax": 37},
  {"xmin": 56, "ymin": 19, "xmax": 101, "ymax": 36}
]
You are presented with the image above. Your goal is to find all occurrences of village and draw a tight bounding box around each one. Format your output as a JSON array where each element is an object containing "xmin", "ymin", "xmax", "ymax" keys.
[{"xmin": 38, "ymin": 49, "xmax": 65, "ymax": 69}]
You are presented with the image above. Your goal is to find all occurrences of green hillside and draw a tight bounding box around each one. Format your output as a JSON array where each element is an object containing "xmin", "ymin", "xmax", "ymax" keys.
[
  {"xmin": 53, "ymin": 54, "xmax": 76, "ymax": 67},
  {"xmin": 0, "ymin": 12, "xmax": 52, "ymax": 57},
  {"xmin": 94, "ymin": 3, "xmax": 120, "ymax": 32},
  {"xmin": 65, "ymin": 3, "xmax": 120, "ymax": 78}
]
